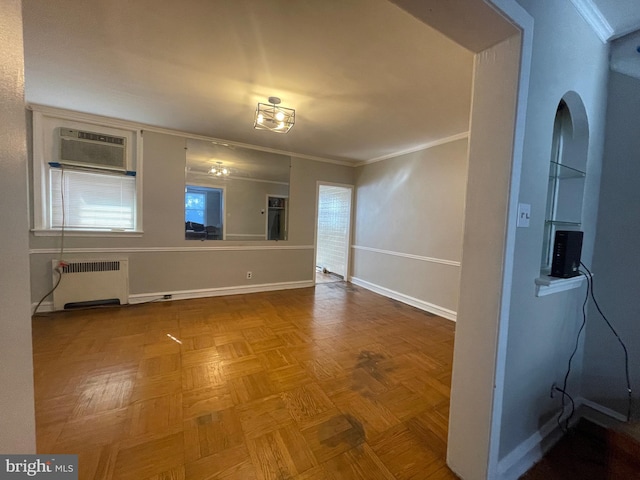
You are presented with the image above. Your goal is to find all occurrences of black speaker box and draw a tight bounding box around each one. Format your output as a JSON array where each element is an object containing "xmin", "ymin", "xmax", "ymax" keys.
[{"xmin": 550, "ymin": 230, "xmax": 583, "ymax": 278}]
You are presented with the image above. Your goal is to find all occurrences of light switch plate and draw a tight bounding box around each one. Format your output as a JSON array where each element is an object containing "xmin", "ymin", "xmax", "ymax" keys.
[{"xmin": 517, "ymin": 203, "xmax": 531, "ymax": 228}]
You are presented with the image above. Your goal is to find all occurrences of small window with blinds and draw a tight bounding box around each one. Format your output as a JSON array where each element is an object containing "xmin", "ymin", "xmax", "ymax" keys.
[{"xmin": 50, "ymin": 168, "xmax": 136, "ymax": 231}]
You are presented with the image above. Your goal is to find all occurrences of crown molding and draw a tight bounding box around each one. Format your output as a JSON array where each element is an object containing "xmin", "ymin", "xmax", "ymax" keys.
[
  {"xmin": 357, "ymin": 131, "xmax": 469, "ymax": 166},
  {"xmin": 569, "ymin": 0, "xmax": 613, "ymax": 43},
  {"xmin": 28, "ymin": 103, "xmax": 472, "ymax": 169},
  {"xmin": 27, "ymin": 103, "xmax": 357, "ymax": 167}
]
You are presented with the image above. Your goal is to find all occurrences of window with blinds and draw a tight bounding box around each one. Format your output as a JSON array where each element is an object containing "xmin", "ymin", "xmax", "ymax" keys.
[{"xmin": 50, "ymin": 168, "xmax": 136, "ymax": 231}]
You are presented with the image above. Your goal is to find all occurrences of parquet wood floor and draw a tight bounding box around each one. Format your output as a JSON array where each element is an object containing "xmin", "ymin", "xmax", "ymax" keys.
[{"xmin": 32, "ymin": 282, "xmax": 458, "ymax": 480}]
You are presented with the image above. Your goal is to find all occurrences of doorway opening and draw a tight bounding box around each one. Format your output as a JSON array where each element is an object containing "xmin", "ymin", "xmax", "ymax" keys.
[
  {"xmin": 315, "ymin": 183, "xmax": 353, "ymax": 284},
  {"xmin": 266, "ymin": 195, "xmax": 288, "ymax": 240}
]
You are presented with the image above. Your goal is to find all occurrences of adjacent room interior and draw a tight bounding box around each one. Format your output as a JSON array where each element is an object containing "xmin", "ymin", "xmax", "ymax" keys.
[{"xmin": 3, "ymin": 0, "xmax": 640, "ymax": 479}]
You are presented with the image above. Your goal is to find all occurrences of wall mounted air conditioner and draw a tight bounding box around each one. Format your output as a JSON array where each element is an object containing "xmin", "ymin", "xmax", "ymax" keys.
[{"xmin": 59, "ymin": 128, "xmax": 127, "ymax": 172}]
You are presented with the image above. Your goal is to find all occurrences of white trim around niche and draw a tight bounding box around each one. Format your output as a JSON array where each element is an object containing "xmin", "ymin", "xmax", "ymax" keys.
[{"xmin": 535, "ymin": 274, "xmax": 586, "ymax": 296}]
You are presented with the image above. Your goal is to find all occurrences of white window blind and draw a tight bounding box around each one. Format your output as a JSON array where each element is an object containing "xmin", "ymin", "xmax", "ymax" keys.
[
  {"xmin": 317, "ymin": 185, "xmax": 351, "ymax": 277},
  {"xmin": 50, "ymin": 168, "xmax": 136, "ymax": 230}
]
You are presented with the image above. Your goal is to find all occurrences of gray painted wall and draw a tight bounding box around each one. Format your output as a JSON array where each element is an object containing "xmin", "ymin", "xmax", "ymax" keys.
[
  {"xmin": 0, "ymin": 0, "xmax": 37, "ymax": 453},
  {"xmin": 498, "ymin": 0, "xmax": 609, "ymax": 461},
  {"xmin": 352, "ymin": 139, "xmax": 468, "ymax": 315},
  {"xmin": 224, "ymin": 180, "xmax": 288, "ymax": 239},
  {"xmin": 583, "ymin": 71, "xmax": 640, "ymax": 415},
  {"xmin": 29, "ymin": 129, "xmax": 354, "ymax": 303}
]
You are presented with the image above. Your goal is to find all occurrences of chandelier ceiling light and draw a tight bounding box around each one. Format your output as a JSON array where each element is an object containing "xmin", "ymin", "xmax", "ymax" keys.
[
  {"xmin": 209, "ymin": 161, "xmax": 230, "ymax": 177},
  {"xmin": 254, "ymin": 96, "xmax": 295, "ymax": 133}
]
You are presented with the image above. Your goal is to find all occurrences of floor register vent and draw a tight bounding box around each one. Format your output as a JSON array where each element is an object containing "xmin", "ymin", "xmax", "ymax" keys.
[{"xmin": 52, "ymin": 259, "xmax": 129, "ymax": 310}]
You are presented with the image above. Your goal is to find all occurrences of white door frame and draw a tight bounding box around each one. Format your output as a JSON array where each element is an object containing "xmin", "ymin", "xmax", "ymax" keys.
[
  {"xmin": 313, "ymin": 181, "xmax": 354, "ymax": 284},
  {"xmin": 265, "ymin": 194, "xmax": 289, "ymax": 240}
]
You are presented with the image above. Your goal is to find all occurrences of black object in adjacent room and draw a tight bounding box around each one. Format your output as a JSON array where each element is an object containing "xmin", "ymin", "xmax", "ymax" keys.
[{"xmin": 551, "ymin": 230, "xmax": 584, "ymax": 278}]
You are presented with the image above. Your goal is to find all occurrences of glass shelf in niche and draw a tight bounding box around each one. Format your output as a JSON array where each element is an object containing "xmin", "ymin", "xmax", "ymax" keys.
[
  {"xmin": 544, "ymin": 220, "xmax": 581, "ymax": 227},
  {"xmin": 549, "ymin": 161, "xmax": 586, "ymax": 179}
]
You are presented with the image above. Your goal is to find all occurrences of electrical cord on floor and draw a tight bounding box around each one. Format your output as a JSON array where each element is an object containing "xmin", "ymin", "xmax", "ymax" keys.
[
  {"xmin": 554, "ymin": 384, "xmax": 577, "ymax": 433},
  {"xmin": 32, "ymin": 166, "xmax": 169, "ymax": 318},
  {"xmin": 58, "ymin": 165, "xmax": 66, "ymax": 265},
  {"xmin": 33, "ymin": 166, "xmax": 67, "ymax": 317},
  {"xmin": 556, "ymin": 270, "xmax": 590, "ymax": 433},
  {"xmin": 32, "ymin": 266, "xmax": 64, "ymax": 317},
  {"xmin": 580, "ymin": 262, "xmax": 633, "ymax": 422}
]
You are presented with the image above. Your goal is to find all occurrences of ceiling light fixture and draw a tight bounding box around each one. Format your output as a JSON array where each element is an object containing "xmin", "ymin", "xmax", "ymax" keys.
[
  {"xmin": 254, "ymin": 96, "xmax": 295, "ymax": 133},
  {"xmin": 209, "ymin": 161, "xmax": 230, "ymax": 177}
]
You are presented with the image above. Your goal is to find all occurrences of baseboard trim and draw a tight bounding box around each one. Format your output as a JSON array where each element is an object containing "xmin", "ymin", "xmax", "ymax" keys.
[
  {"xmin": 349, "ymin": 276, "xmax": 457, "ymax": 321},
  {"xmin": 129, "ymin": 280, "xmax": 314, "ymax": 304},
  {"xmin": 581, "ymin": 398, "xmax": 628, "ymax": 423},
  {"xmin": 32, "ymin": 301, "xmax": 54, "ymax": 314},
  {"xmin": 33, "ymin": 280, "xmax": 314, "ymax": 313},
  {"xmin": 496, "ymin": 397, "xmax": 585, "ymax": 480},
  {"xmin": 496, "ymin": 396, "xmax": 628, "ymax": 479}
]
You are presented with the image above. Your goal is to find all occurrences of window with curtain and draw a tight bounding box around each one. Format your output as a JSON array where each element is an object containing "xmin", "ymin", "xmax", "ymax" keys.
[{"xmin": 50, "ymin": 168, "xmax": 136, "ymax": 231}]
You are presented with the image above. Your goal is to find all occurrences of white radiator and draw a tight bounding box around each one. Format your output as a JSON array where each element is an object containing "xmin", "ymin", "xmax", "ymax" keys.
[{"xmin": 52, "ymin": 259, "xmax": 129, "ymax": 310}]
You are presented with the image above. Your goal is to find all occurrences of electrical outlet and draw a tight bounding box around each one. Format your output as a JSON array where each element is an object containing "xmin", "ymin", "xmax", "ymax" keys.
[{"xmin": 246, "ymin": 271, "xmax": 252, "ymax": 279}]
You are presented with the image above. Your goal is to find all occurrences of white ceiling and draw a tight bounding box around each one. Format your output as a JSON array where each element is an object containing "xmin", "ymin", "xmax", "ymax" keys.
[
  {"xmin": 390, "ymin": 0, "xmax": 517, "ymax": 52},
  {"xmin": 21, "ymin": 0, "xmax": 516, "ymax": 164},
  {"xmin": 20, "ymin": 1, "xmax": 640, "ymax": 164}
]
